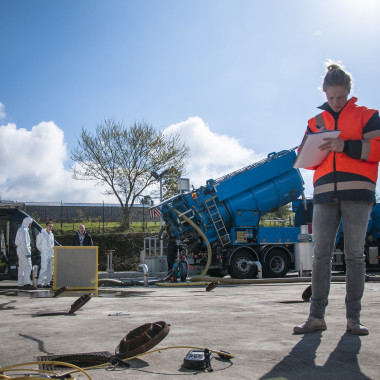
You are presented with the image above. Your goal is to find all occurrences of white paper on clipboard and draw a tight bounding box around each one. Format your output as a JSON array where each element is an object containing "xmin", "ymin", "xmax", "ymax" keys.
[{"xmin": 293, "ymin": 130, "xmax": 341, "ymax": 169}]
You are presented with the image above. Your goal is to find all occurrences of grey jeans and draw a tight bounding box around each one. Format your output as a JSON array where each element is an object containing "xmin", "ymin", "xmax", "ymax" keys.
[{"xmin": 310, "ymin": 200, "xmax": 373, "ymax": 321}]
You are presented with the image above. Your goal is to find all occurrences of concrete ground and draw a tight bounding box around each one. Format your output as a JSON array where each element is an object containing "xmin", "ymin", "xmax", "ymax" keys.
[{"xmin": 0, "ymin": 275, "xmax": 379, "ymax": 380}]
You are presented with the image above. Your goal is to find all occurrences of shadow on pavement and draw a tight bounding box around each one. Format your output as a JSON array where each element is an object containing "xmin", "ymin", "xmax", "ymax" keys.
[{"xmin": 260, "ymin": 332, "xmax": 371, "ymax": 380}]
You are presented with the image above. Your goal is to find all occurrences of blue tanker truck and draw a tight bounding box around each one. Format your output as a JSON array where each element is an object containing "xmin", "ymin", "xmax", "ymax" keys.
[{"xmin": 152, "ymin": 148, "xmax": 380, "ymax": 278}]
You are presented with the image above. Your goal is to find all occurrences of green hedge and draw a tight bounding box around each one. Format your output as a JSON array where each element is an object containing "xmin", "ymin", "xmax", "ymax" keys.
[{"xmin": 56, "ymin": 232, "xmax": 160, "ymax": 271}]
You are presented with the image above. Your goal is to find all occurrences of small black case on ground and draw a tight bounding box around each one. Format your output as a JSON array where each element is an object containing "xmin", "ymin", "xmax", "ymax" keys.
[{"xmin": 183, "ymin": 350, "xmax": 207, "ymax": 370}]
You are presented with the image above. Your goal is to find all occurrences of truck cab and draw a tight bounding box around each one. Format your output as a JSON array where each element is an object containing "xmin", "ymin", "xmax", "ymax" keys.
[{"xmin": 0, "ymin": 201, "xmax": 59, "ymax": 280}]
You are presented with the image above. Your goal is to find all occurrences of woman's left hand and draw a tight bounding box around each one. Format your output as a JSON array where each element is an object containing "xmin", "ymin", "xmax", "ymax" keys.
[{"xmin": 319, "ymin": 138, "xmax": 344, "ymax": 153}]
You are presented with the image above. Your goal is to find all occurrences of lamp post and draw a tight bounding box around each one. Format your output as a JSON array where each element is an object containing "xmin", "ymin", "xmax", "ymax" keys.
[
  {"xmin": 151, "ymin": 169, "xmax": 169, "ymax": 228},
  {"xmin": 60, "ymin": 200, "xmax": 63, "ymax": 233},
  {"xmin": 142, "ymin": 201, "xmax": 145, "ymax": 232},
  {"xmin": 139, "ymin": 195, "xmax": 146, "ymax": 232},
  {"xmin": 138, "ymin": 195, "xmax": 152, "ymax": 232},
  {"xmin": 150, "ymin": 170, "xmax": 169, "ymax": 268},
  {"xmin": 151, "ymin": 169, "xmax": 169, "ymax": 202},
  {"xmin": 102, "ymin": 200, "xmax": 105, "ymax": 232}
]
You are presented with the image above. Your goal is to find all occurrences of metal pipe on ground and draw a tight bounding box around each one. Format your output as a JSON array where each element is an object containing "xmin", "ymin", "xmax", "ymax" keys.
[
  {"xmin": 98, "ymin": 278, "xmax": 136, "ymax": 286},
  {"xmin": 139, "ymin": 264, "xmax": 149, "ymax": 287},
  {"xmin": 185, "ymin": 274, "xmax": 380, "ymax": 286},
  {"xmin": 188, "ymin": 275, "xmax": 347, "ymax": 285},
  {"xmin": 100, "ymin": 274, "xmax": 380, "ymax": 288}
]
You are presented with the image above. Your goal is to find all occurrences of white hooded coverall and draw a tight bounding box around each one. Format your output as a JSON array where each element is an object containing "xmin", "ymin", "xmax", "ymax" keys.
[
  {"xmin": 15, "ymin": 217, "xmax": 33, "ymax": 287},
  {"xmin": 37, "ymin": 228, "xmax": 54, "ymax": 286}
]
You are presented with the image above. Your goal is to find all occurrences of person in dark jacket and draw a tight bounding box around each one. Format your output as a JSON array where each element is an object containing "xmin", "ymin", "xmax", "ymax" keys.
[{"xmin": 72, "ymin": 224, "xmax": 93, "ymax": 246}]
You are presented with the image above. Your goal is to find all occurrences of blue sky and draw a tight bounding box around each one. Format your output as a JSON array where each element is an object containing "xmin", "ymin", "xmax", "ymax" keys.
[{"xmin": 1, "ymin": 0, "xmax": 380, "ymax": 203}]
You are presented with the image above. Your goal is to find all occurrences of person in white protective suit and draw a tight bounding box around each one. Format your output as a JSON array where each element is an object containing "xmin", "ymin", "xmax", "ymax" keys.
[
  {"xmin": 15, "ymin": 216, "xmax": 35, "ymax": 290},
  {"xmin": 37, "ymin": 221, "xmax": 55, "ymax": 288}
]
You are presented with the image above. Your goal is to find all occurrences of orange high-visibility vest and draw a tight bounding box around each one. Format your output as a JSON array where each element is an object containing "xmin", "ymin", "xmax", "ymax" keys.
[{"xmin": 306, "ymin": 97, "xmax": 380, "ymax": 203}]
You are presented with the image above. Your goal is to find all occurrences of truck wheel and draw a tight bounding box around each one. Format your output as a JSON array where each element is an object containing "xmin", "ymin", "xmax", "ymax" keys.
[
  {"xmin": 228, "ymin": 250, "xmax": 258, "ymax": 279},
  {"xmin": 263, "ymin": 249, "xmax": 290, "ymax": 278}
]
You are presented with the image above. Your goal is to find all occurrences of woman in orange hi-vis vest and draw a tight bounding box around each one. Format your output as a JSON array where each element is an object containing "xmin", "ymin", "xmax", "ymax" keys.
[{"xmin": 294, "ymin": 61, "xmax": 380, "ymax": 336}]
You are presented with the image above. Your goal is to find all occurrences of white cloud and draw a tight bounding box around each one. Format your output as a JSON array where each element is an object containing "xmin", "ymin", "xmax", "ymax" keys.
[
  {"xmin": 0, "ymin": 116, "xmax": 315, "ymax": 205},
  {"xmin": 164, "ymin": 116, "xmax": 314, "ymax": 200},
  {"xmin": 0, "ymin": 102, "xmax": 5, "ymax": 119},
  {"xmin": 0, "ymin": 121, "xmax": 116, "ymax": 203},
  {"xmin": 163, "ymin": 117, "xmax": 265, "ymax": 188}
]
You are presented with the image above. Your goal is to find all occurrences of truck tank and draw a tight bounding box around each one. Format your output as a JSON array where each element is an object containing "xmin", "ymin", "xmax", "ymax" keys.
[{"xmin": 157, "ymin": 149, "xmax": 304, "ymax": 247}]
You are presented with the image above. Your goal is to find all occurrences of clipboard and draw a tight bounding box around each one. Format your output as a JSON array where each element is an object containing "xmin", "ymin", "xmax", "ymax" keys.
[{"xmin": 293, "ymin": 130, "xmax": 341, "ymax": 169}]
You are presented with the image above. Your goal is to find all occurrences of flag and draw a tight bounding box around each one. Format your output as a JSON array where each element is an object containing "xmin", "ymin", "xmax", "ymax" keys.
[{"xmin": 149, "ymin": 207, "xmax": 162, "ymax": 218}]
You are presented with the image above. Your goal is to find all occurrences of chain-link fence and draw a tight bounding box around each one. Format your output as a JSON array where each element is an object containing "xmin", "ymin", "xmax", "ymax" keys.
[{"xmin": 24, "ymin": 202, "xmax": 160, "ymax": 224}]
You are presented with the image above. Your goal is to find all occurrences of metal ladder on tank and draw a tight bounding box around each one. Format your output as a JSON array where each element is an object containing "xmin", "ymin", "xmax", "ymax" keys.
[{"xmin": 205, "ymin": 197, "xmax": 231, "ymax": 246}]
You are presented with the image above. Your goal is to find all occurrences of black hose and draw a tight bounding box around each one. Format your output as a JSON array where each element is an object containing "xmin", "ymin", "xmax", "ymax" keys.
[{"xmin": 98, "ymin": 278, "xmax": 136, "ymax": 287}]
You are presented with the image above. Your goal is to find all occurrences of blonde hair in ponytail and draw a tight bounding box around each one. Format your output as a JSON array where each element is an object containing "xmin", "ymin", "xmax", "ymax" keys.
[{"xmin": 321, "ymin": 60, "xmax": 352, "ymax": 92}]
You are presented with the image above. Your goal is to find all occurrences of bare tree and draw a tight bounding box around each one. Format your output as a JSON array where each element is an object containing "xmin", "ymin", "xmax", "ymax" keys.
[
  {"xmin": 160, "ymin": 166, "xmax": 184, "ymax": 200},
  {"xmin": 71, "ymin": 119, "xmax": 190, "ymax": 229}
]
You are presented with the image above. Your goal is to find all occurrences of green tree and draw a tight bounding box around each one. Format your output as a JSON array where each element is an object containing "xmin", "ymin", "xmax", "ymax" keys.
[
  {"xmin": 162, "ymin": 166, "xmax": 184, "ymax": 199},
  {"xmin": 262, "ymin": 203, "xmax": 293, "ymax": 223},
  {"xmin": 141, "ymin": 195, "xmax": 154, "ymax": 207},
  {"xmin": 71, "ymin": 119, "xmax": 190, "ymax": 229}
]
